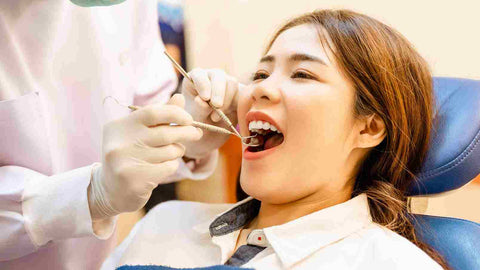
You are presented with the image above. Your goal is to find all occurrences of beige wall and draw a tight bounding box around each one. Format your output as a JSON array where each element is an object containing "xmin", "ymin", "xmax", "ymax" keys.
[{"xmin": 183, "ymin": 0, "xmax": 480, "ymax": 80}]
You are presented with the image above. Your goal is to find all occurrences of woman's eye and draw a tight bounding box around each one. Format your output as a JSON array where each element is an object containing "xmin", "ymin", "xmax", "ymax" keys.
[
  {"xmin": 291, "ymin": 71, "xmax": 315, "ymax": 80},
  {"xmin": 252, "ymin": 72, "xmax": 269, "ymax": 81}
]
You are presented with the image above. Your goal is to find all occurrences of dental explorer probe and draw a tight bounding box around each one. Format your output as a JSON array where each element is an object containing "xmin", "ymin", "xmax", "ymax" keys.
[
  {"xmin": 125, "ymin": 103, "xmax": 258, "ymax": 145},
  {"xmin": 103, "ymin": 96, "xmax": 258, "ymax": 145},
  {"xmin": 163, "ymin": 51, "xmax": 245, "ymax": 140}
]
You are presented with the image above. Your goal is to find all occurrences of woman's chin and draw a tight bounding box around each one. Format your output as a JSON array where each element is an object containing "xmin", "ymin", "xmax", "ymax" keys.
[{"xmin": 240, "ymin": 173, "xmax": 287, "ymax": 202}]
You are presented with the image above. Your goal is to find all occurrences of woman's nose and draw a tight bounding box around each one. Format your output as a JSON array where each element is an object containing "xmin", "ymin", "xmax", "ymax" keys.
[{"xmin": 251, "ymin": 80, "xmax": 281, "ymax": 104}]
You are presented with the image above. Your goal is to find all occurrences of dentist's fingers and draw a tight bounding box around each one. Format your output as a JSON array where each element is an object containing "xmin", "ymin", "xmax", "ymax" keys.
[
  {"xmin": 143, "ymin": 159, "xmax": 181, "ymax": 186},
  {"xmin": 133, "ymin": 143, "xmax": 186, "ymax": 164},
  {"xmin": 192, "ymin": 95, "xmax": 213, "ymax": 120},
  {"xmin": 179, "ymin": 68, "xmax": 239, "ymax": 160},
  {"xmin": 210, "ymin": 111, "xmax": 221, "ymax": 123},
  {"xmin": 124, "ymin": 159, "xmax": 181, "ymax": 191},
  {"xmin": 188, "ymin": 68, "xmax": 211, "ymax": 101},
  {"xmin": 144, "ymin": 125, "xmax": 202, "ymax": 147},
  {"xmin": 167, "ymin": 93, "xmax": 186, "ymax": 108},
  {"xmin": 210, "ymin": 77, "xmax": 238, "ymax": 122},
  {"xmin": 134, "ymin": 104, "xmax": 193, "ymax": 127},
  {"xmin": 222, "ymin": 77, "xmax": 239, "ymax": 113},
  {"xmin": 208, "ymin": 69, "xmax": 227, "ymax": 108}
]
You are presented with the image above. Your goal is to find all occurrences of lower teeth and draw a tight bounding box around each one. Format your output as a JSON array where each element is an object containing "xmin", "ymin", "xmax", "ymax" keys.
[
  {"xmin": 249, "ymin": 137, "xmax": 262, "ymax": 145},
  {"xmin": 247, "ymin": 132, "xmax": 284, "ymax": 152}
]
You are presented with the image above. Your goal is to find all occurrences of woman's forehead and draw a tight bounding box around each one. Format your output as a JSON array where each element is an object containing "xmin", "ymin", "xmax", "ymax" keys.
[{"xmin": 266, "ymin": 24, "xmax": 333, "ymax": 66}]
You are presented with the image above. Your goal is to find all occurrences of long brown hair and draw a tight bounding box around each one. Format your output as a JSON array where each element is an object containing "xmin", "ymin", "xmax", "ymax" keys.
[{"xmin": 266, "ymin": 10, "xmax": 448, "ymax": 269}]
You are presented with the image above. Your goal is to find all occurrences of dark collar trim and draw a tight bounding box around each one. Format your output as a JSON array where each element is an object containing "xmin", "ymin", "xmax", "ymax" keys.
[{"xmin": 209, "ymin": 199, "xmax": 261, "ymax": 237}]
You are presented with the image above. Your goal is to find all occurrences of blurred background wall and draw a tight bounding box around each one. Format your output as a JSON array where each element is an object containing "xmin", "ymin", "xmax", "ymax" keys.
[
  {"xmin": 183, "ymin": 0, "xmax": 480, "ymax": 81},
  {"xmin": 117, "ymin": 0, "xmax": 480, "ymax": 243}
]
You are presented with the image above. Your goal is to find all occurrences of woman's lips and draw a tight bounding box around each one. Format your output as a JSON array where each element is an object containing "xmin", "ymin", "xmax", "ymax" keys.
[
  {"xmin": 243, "ymin": 110, "xmax": 285, "ymax": 160},
  {"xmin": 243, "ymin": 145, "xmax": 280, "ymax": 160},
  {"xmin": 243, "ymin": 137, "xmax": 284, "ymax": 160}
]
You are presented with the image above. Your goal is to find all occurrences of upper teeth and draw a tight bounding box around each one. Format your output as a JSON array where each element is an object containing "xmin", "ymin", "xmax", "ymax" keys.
[{"xmin": 248, "ymin": 120, "xmax": 281, "ymax": 134}]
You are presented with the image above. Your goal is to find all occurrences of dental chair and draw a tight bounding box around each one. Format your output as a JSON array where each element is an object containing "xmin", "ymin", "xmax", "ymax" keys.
[{"xmin": 407, "ymin": 77, "xmax": 480, "ymax": 270}]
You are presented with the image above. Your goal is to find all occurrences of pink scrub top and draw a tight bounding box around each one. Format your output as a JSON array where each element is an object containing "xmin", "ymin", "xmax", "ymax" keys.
[{"xmin": 0, "ymin": 0, "xmax": 178, "ymax": 269}]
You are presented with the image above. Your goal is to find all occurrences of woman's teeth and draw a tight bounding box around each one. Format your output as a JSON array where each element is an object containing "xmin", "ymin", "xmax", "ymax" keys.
[
  {"xmin": 248, "ymin": 120, "xmax": 281, "ymax": 134},
  {"xmin": 247, "ymin": 120, "xmax": 285, "ymax": 153}
]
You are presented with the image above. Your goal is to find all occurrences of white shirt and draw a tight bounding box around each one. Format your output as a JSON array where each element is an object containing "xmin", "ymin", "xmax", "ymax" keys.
[
  {"xmin": 0, "ymin": 1, "xmax": 217, "ymax": 269},
  {"xmin": 103, "ymin": 194, "xmax": 442, "ymax": 270}
]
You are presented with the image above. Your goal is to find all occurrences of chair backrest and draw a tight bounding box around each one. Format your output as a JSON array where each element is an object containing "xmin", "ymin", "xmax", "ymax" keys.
[
  {"xmin": 408, "ymin": 77, "xmax": 480, "ymax": 270},
  {"xmin": 412, "ymin": 214, "xmax": 480, "ymax": 270}
]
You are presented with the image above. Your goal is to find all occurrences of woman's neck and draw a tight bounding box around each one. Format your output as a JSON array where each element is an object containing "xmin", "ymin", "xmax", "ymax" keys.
[{"xmin": 252, "ymin": 188, "xmax": 353, "ymax": 230}]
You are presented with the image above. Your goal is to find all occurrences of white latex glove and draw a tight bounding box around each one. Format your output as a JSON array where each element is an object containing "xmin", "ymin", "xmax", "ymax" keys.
[
  {"xmin": 88, "ymin": 94, "xmax": 202, "ymax": 220},
  {"xmin": 182, "ymin": 68, "xmax": 242, "ymax": 159}
]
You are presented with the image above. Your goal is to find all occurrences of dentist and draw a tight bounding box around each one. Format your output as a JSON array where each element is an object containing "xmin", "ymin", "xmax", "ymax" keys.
[{"xmin": 0, "ymin": 0, "xmax": 218, "ymax": 269}]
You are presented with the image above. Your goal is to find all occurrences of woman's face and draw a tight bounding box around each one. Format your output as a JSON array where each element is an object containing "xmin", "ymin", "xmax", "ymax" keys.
[{"xmin": 237, "ymin": 24, "xmax": 365, "ymax": 204}]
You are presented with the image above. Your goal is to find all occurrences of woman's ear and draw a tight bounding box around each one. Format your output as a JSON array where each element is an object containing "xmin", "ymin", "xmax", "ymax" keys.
[{"xmin": 356, "ymin": 113, "xmax": 386, "ymax": 149}]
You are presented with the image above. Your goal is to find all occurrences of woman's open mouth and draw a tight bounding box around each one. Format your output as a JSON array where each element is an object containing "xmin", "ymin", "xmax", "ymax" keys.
[{"xmin": 246, "ymin": 120, "xmax": 284, "ymax": 154}]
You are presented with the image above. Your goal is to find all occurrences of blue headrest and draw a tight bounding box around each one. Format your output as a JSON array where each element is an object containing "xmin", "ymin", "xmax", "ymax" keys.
[
  {"xmin": 412, "ymin": 214, "xmax": 480, "ymax": 269},
  {"xmin": 407, "ymin": 77, "xmax": 480, "ymax": 196}
]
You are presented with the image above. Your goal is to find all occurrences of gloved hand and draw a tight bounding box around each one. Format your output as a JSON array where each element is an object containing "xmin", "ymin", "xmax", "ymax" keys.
[
  {"xmin": 181, "ymin": 68, "xmax": 243, "ymax": 159},
  {"xmin": 88, "ymin": 94, "xmax": 202, "ymax": 220}
]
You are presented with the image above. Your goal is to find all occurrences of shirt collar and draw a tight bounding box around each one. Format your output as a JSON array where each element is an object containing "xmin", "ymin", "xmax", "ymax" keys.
[
  {"xmin": 192, "ymin": 197, "xmax": 260, "ymax": 264},
  {"xmin": 192, "ymin": 197, "xmax": 258, "ymax": 236},
  {"xmin": 193, "ymin": 194, "xmax": 372, "ymax": 268},
  {"xmin": 264, "ymin": 193, "xmax": 372, "ymax": 268}
]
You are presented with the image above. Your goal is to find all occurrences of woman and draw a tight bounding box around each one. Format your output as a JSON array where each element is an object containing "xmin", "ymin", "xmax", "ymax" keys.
[{"xmin": 103, "ymin": 9, "xmax": 448, "ymax": 269}]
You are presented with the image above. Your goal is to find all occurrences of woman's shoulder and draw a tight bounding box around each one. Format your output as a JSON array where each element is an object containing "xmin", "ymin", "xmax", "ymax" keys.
[
  {"xmin": 148, "ymin": 200, "xmax": 233, "ymax": 216},
  {"xmin": 356, "ymin": 223, "xmax": 443, "ymax": 269},
  {"xmin": 141, "ymin": 200, "xmax": 234, "ymax": 231},
  {"xmin": 102, "ymin": 200, "xmax": 235, "ymax": 268}
]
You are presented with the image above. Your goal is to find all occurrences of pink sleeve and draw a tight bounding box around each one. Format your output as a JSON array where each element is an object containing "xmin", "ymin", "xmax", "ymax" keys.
[
  {"xmin": 129, "ymin": 0, "xmax": 218, "ymax": 182},
  {"xmin": 0, "ymin": 165, "xmax": 115, "ymax": 261},
  {"xmin": 131, "ymin": 0, "xmax": 178, "ymax": 107}
]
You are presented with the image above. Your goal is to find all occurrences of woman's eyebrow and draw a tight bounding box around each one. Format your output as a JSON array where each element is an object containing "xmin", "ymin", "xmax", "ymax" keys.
[
  {"xmin": 260, "ymin": 55, "xmax": 275, "ymax": 63},
  {"xmin": 289, "ymin": 53, "xmax": 328, "ymax": 66},
  {"xmin": 259, "ymin": 53, "xmax": 328, "ymax": 66}
]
